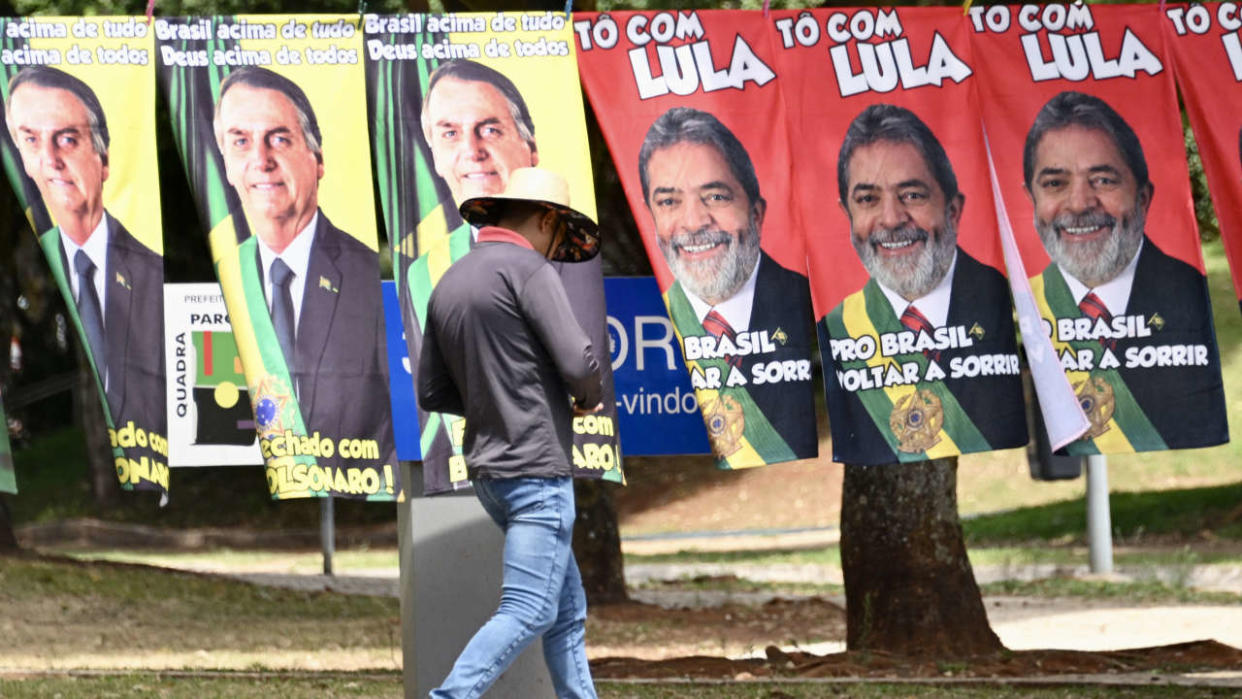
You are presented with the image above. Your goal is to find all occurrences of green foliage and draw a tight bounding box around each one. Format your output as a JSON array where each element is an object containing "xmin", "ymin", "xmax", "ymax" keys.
[
  {"xmin": 0, "ymin": 678, "xmax": 1231, "ymax": 698},
  {"xmin": 962, "ymin": 482, "xmax": 1242, "ymax": 545},
  {"xmin": 8, "ymin": 427, "xmax": 395, "ymax": 529},
  {"xmin": 0, "ymin": 675, "xmax": 403, "ymax": 699},
  {"xmin": 11, "ymin": 0, "xmax": 407, "ymax": 18},
  {"xmin": 1184, "ymin": 115, "xmax": 1221, "ymax": 243},
  {"xmin": 0, "ymin": 555, "xmax": 396, "ymax": 618},
  {"xmin": 6, "ymin": 427, "xmax": 93, "ymax": 524}
]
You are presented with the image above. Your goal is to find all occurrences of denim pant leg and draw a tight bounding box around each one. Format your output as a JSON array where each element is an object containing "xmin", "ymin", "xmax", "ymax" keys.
[
  {"xmin": 432, "ymin": 477, "xmax": 595, "ymax": 699},
  {"xmin": 541, "ymin": 549, "xmax": 596, "ymax": 699}
]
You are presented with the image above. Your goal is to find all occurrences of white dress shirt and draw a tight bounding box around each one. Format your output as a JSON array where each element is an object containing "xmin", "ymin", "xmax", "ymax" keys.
[
  {"xmin": 876, "ymin": 251, "xmax": 958, "ymax": 329},
  {"xmin": 685, "ymin": 256, "xmax": 762, "ymax": 333},
  {"xmin": 1059, "ymin": 238, "xmax": 1143, "ymax": 316},
  {"xmin": 61, "ymin": 213, "xmax": 111, "ymax": 324},
  {"xmin": 256, "ymin": 213, "xmax": 319, "ymax": 329}
]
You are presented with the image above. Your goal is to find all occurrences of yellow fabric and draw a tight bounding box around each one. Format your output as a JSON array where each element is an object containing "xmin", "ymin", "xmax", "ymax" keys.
[
  {"xmin": 663, "ymin": 291, "xmax": 765, "ymax": 469},
  {"xmin": 839, "ymin": 289, "xmax": 959, "ymax": 458},
  {"xmin": 210, "ymin": 218, "xmax": 265, "ymax": 394}
]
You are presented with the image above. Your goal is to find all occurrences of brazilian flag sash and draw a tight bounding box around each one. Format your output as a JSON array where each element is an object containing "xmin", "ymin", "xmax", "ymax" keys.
[
  {"xmin": 1032, "ymin": 265, "xmax": 1164, "ymax": 454},
  {"xmin": 664, "ymin": 281, "xmax": 795, "ymax": 468},
  {"xmin": 408, "ymin": 224, "xmax": 472, "ymax": 484},
  {"xmin": 212, "ymin": 222, "xmax": 315, "ymax": 473},
  {"xmin": 0, "ymin": 394, "xmax": 13, "ymax": 495},
  {"xmin": 824, "ymin": 280, "xmax": 990, "ymax": 461},
  {"xmin": 368, "ymin": 26, "xmax": 471, "ymax": 488}
]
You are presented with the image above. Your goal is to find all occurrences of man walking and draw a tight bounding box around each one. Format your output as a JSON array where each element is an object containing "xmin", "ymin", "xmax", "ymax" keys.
[{"xmin": 418, "ymin": 166, "xmax": 603, "ymax": 698}]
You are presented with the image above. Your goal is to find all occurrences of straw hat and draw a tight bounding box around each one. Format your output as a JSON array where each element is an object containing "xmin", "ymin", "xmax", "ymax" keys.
[{"xmin": 459, "ymin": 167, "xmax": 601, "ymax": 262}]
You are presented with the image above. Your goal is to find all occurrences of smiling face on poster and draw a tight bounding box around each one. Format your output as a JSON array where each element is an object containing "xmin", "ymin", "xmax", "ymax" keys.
[
  {"xmin": 365, "ymin": 15, "xmax": 622, "ymax": 495},
  {"xmin": 765, "ymin": 7, "xmax": 1027, "ymax": 464},
  {"xmin": 578, "ymin": 12, "xmax": 819, "ymax": 469},
  {"xmin": 971, "ymin": 3, "xmax": 1227, "ymax": 455},
  {"xmin": 7, "ymin": 80, "xmax": 110, "ymax": 240},
  {"xmin": 420, "ymin": 65, "xmax": 539, "ymax": 207},
  {"xmin": 157, "ymin": 16, "xmax": 399, "ymax": 501},
  {"xmin": 1023, "ymin": 94, "xmax": 1152, "ymax": 292},
  {"xmin": 839, "ymin": 123, "xmax": 963, "ymax": 306},
  {"xmin": 215, "ymin": 78, "xmax": 325, "ymax": 253},
  {"xmin": 0, "ymin": 21, "xmax": 169, "ymax": 497},
  {"xmin": 640, "ymin": 113, "xmax": 765, "ymax": 309}
]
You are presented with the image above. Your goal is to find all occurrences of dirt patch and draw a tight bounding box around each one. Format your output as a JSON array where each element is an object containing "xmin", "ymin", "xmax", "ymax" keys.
[
  {"xmin": 588, "ymin": 596, "xmax": 846, "ymax": 660},
  {"xmin": 617, "ymin": 453, "xmax": 843, "ymax": 535},
  {"xmin": 592, "ymin": 639, "xmax": 1242, "ymax": 681}
]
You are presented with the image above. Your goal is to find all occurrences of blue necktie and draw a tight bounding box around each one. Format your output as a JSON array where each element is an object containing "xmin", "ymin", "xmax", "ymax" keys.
[
  {"xmin": 74, "ymin": 250, "xmax": 106, "ymax": 382},
  {"xmin": 270, "ymin": 258, "xmax": 296, "ymax": 373}
]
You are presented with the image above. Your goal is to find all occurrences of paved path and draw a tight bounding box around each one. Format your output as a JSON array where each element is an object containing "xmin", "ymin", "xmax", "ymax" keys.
[{"xmin": 208, "ymin": 560, "xmax": 1242, "ymax": 660}]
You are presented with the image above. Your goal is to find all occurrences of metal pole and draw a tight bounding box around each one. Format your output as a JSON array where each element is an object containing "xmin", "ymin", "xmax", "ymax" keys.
[
  {"xmin": 320, "ymin": 495, "xmax": 335, "ymax": 576},
  {"xmin": 1085, "ymin": 454, "xmax": 1113, "ymax": 574}
]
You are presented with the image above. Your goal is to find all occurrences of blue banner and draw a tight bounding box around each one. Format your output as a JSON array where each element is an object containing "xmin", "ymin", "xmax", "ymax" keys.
[
  {"xmin": 606, "ymin": 277, "xmax": 710, "ymax": 456},
  {"xmin": 383, "ymin": 281, "xmax": 422, "ymax": 461}
]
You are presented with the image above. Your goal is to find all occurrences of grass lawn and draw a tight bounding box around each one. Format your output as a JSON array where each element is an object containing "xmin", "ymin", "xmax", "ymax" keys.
[
  {"xmin": 636, "ymin": 573, "xmax": 1242, "ymax": 606},
  {"xmin": 49, "ymin": 547, "xmax": 400, "ymax": 574},
  {"xmin": 0, "ymin": 555, "xmax": 401, "ymax": 672},
  {"xmin": 0, "ymin": 675, "xmax": 1236, "ymax": 697}
]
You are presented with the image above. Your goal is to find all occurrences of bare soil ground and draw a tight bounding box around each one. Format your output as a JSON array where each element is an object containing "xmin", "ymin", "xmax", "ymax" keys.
[
  {"xmin": 9, "ymin": 443, "xmax": 1242, "ymax": 682},
  {"xmin": 588, "ymin": 596, "xmax": 847, "ymax": 661},
  {"xmin": 616, "ymin": 452, "xmax": 843, "ymax": 535},
  {"xmin": 591, "ymin": 640, "xmax": 1242, "ymax": 681},
  {"xmin": 13, "ymin": 551, "xmax": 1241, "ymax": 683}
]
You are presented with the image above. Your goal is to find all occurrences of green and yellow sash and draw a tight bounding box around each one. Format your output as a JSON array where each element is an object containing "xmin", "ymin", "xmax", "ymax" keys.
[
  {"xmin": 408, "ymin": 216, "xmax": 472, "ymax": 485},
  {"xmin": 1031, "ymin": 266, "xmax": 1164, "ymax": 454},
  {"xmin": 210, "ymin": 218, "xmax": 315, "ymax": 476},
  {"xmin": 824, "ymin": 280, "xmax": 990, "ymax": 461},
  {"xmin": 0, "ymin": 395, "xmax": 14, "ymax": 495},
  {"xmin": 664, "ymin": 282, "xmax": 796, "ymax": 469}
]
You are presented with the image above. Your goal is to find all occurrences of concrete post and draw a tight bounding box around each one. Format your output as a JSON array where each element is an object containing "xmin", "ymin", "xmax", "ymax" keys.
[
  {"xmin": 1085, "ymin": 454, "xmax": 1114, "ymax": 574},
  {"xmin": 398, "ymin": 461, "xmax": 552, "ymax": 698},
  {"xmin": 320, "ymin": 496, "xmax": 334, "ymax": 576}
]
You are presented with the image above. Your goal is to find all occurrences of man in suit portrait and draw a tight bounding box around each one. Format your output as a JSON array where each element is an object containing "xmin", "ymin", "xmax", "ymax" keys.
[
  {"xmin": 5, "ymin": 66, "xmax": 165, "ymax": 444},
  {"xmin": 214, "ymin": 66, "xmax": 395, "ymax": 471},
  {"xmin": 827, "ymin": 103, "xmax": 1025, "ymax": 461},
  {"xmin": 637, "ymin": 106, "xmax": 816, "ymax": 462},
  {"xmin": 421, "ymin": 59, "xmax": 538, "ymax": 209},
  {"xmin": 413, "ymin": 61, "xmax": 617, "ymax": 491},
  {"xmin": 410, "ymin": 61, "xmax": 542, "ymax": 488},
  {"xmin": 1024, "ymin": 91, "xmax": 1225, "ymax": 451}
]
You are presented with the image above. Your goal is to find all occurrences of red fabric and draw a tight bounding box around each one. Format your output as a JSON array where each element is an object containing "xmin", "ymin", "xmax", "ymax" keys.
[
  {"xmin": 900, "ymin": 305, "xmax": 935, "ymax": 337},
  {"xmin": 1165, "ymin": 1, "xmax": 1242, "ymax": 305},
  {"xmin": 701, "ymin": 309, "xmax": 742, "ymax": 369},
  {"xmin": 477, "ymin": 226, "xmax": 534, "ymax": 250},
  {"xmin": 1078, "ymin": 292, "xmax": 1116, "ymax": 350},
  {"xmin": 900, "ymin": 305, "xmax": 941, "ymax": 362}
]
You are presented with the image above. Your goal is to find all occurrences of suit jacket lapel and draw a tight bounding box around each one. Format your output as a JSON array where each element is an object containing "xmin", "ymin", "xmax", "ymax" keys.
[
  {"xmin": 946, "ymin": 246, "xmax": 970, "ymax": 329},
  {"xmin": 296, "ymin": 213, "xmax": 342, "ymax": 418},
  {"xmin": 1123, "ymin": 236, "xmax": 1155, "ymax": 316},
  {"xmin": 105, "ymin": 214, "xmax": 135, "ymax": 415}
]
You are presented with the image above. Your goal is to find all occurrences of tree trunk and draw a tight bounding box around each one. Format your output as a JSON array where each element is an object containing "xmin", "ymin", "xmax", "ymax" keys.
[
  {"xmin": 572, "ymin": 478, "xmax": 628, "ymax": 604},
  {"xmin": 0, "ymin": 497, "xmax": 16, "ymax": 551},
  {"xmin": 73, "ymin": 344, "xmax": 119, "ymax": 509},
  {"xmin": 840, "ymin": 457, "xmax": 1001, "ymax": 657}
]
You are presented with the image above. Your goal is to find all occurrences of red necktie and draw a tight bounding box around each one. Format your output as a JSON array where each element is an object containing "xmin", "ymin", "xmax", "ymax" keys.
[
  {"xmin": 702, "ymin": 310, "xmax": 742, "ymax": 369},
  {"xmin": 900, "ymin": 304, "xmax": 940, "ymax": 362},
  {"xmin": 1078, "ymin": 291, "xmax": 1115, "ymax": 350}
]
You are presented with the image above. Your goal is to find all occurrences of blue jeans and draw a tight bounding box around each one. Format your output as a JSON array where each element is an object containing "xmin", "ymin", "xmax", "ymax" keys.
[{"xmin": 431, "ymin": 477, "xmax": 597, "ymax": 699}]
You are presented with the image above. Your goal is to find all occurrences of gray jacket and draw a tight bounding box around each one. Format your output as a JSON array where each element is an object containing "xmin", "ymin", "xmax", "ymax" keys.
[{"xmin": 417, "ymin": 227, "xmax": 602, "ymax": 480}]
